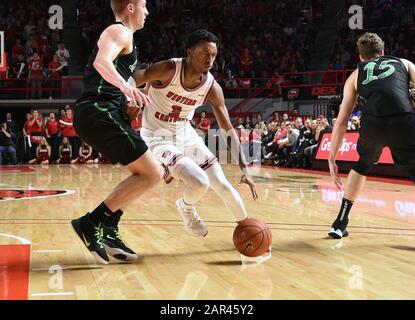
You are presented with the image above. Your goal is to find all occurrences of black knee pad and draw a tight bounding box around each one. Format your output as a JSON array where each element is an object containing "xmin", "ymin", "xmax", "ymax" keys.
[{"xmin": 352, "ymin": 161, "xmax": 372, "ymax": 176}]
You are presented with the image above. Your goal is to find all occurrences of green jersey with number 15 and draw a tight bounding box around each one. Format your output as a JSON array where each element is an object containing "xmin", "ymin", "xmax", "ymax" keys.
[{"xmin": 357, "ymin": 55, "xmax": 414, "ymax": 117}]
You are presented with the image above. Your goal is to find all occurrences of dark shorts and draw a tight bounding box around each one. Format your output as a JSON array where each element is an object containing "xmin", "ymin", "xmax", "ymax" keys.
[
  {"xmin": 357, "ymin": 113, "xmax": 415, "ymax": 173},
  {"xmin": 74, "ymin": 99, "xmax": 148, "ymax": 166}
]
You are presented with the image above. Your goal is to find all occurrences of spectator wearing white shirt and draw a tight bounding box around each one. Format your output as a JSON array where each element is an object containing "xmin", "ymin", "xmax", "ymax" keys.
[{"xmin": 56, "ymin": 43, "xmax": 70, "ymax": 76}]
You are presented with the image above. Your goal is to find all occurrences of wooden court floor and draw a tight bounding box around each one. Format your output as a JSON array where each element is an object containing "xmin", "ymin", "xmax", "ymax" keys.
[{"xmin": 0, "ymin": 164, "xmax": 414, "ymax": 300}]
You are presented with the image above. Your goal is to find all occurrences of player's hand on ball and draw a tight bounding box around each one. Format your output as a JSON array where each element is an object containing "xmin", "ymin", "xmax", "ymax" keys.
[
  {"xmin": 124, "ymin": 100, "xmax": 142, "ymax": 121},
  {"xmin": 239, "ymin": 175, "xmax": 259, "ymax": 201}
]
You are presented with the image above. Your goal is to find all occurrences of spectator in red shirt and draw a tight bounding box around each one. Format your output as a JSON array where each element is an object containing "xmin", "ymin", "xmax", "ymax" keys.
[
  {"xmin": 264, "ymin": 122, "xmax": 288, "ymax": 160},
  {"xmin": 60, "ymin": 108, "xmax": 79, "ymax": 158},
  {"xmin": 11, "ymin": 39, "xmax": 25, "ymax": 60},
  {"xmin": 240, "ymin": 48, "xmax": 254, "ymax": 74},
  {"xmin": 28, "ymin": 52, "xmax": 43, "ymax": 99},
  {"xmin": 45, "ymin": 112, "xmax": 60, "ymax": 162},
  {"xmin": 39, "ymin": 35, "xmax": 52, "ymax": 64},
  {"xmin": 48, "ymin": 54, "xmax": 62, "ymax": 99},
  {"xmin": 23, "ymin": 113, "xmax": 32, "ymax": 141},
  {"xmin": 26, "ymin": 110, "xmax": 44, "ymax": 160},
  {"xmin": 196, "ymin": 111, "xmax": 211, "ymax": 145},
  {"xmin": 59, "ymin": 108, "xmax": 67, "ymax": 120}
]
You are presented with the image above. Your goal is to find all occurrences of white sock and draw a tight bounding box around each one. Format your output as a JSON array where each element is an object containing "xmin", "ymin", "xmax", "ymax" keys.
[{"xmin": 205, "ymin": 163, "xmax": 248, "ymax": 221}]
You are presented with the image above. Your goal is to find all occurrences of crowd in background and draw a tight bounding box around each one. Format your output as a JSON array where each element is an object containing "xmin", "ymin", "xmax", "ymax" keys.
[
  {"xmin": 0, "ymin": 0, "xmax": 410, "ymax": 169},
  {"xmin": 1, "ymin": 106, "xmax": 364, "ymax": 168},
  {"xmin": 78, "ymin": 0, "xmax": 325, "ymax": 86},
  {"xmin": 2, "ymin": 0, "xmax": 414, "ymax": 100},
  {"xmin": 232, "ymin": 110, "xmax": 361, "ymax": 168},
  {"xmin": 326, "ymin": 0, "xmax": 415, "ymax": 74},
  {"xmin": 0, "ymin": 1, "xmax": 70, "ymax": 99},
  {"xmin": 0, "ymin": 107, "xmax": 142, "ymax": 165}
]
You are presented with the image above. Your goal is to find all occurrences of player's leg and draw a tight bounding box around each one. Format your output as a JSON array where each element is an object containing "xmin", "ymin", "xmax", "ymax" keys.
[
  {"xmin": 141, "ymin": 130, "xmax": 209, "ymax": 237},
  {"xmin": 71, "ymin": 102, "xmax": 162, "ymax": 263},
  {"xmin": 205, "ymin": 162, "xmax": 248, "ymax": 222},
  {"xmin": 100, "ymin": 150, "xmax": 161, "ymax": 261},
  {"xmin": 172, "ymin": 157, "xmax": 210, "ymax": 205},
  {"xmin": 328, "ymin": 169, "xmax": 367, "ymax": 239},
  {"xmin": 389, "ymin": 149, "xmax": 415, "ymax": 184},
  {"xmin": 387, "ymin": 113, "xmax": 415, "ymax": 185},
  {"xmin": 329, "ymin": 129, "xmax": 383, "ymax": 239},
  {"xmin": 72, "ymin": 149, "xmax": 161, "ymax": 263},
  {"xmin": 170, "ymin": 156, "xmax": 210, "ymax": 237}
]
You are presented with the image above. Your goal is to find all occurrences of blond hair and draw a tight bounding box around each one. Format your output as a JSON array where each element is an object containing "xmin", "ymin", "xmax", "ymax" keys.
[
  {"xmin": 38, "ymin": 137, "xmax": 50, "ymax": 149},
  {"xmin": 357, "ymin": 32, "xmax": 385, "ymax": 60}
]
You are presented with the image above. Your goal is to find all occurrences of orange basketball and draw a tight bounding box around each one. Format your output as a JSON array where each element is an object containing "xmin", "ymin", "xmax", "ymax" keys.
[{"xmin": 233, "ymin": 218, "xmax": 272, "ymax": 257}]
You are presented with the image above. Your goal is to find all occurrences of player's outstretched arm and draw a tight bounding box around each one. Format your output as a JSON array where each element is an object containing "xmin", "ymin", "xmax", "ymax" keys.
[
  {"xmin": 329, "ymin": 69, "xmax": 358, "ymax": 189},
  {"xmin": 93, "ymin": 24, "xmax": 147, "ymax": 107},
  {"xmin": 132, "ymin": 60, "xmax": 175, "ymax": 88},
  {"xmin": 208, "ymin": 81, "xmax": 258, "ymax": 200}
]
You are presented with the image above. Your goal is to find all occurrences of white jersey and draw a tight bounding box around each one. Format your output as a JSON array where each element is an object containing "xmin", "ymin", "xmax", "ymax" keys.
[{"xmin": 142, "ymin": 58, "xmax": 215, "ymax": 134}]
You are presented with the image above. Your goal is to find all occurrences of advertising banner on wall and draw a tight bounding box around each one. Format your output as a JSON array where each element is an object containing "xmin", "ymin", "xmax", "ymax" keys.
[
  {"xmin": 315, "ymin": 131, "xmax": 394, "ymax": 164},
  {"xmin": 283, "ymin": 85, "xmax": 342, "ymax": 101}
]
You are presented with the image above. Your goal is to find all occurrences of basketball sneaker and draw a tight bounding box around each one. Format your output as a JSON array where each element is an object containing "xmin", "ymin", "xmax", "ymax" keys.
[
  {"xmin": 102, "ymin": 227, "xmax": 138, "ymax": 262},
  {"xmin": 71, "ymin": 214, "xmax": 110, "ymax": 264},
  {"xmin": 328, "ymin": 218, "xmax": 349, "ymax": 239},
  {"xmin": 176, "ymin": 198, "xmax": 208, "ymax": 237}
]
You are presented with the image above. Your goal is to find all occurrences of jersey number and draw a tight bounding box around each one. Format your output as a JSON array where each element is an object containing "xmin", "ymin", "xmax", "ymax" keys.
[
  {"xmin": 362, "ymin": 60, "xmax": 396, "ymax": 85},
  {"xmin": 169, "ymin": 105, "xmax": 182, "ymax": 119}
]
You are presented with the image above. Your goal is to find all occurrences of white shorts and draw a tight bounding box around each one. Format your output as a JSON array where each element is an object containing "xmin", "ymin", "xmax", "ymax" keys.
[{"xmin": 141, "ymin": 125, "xmax": 217, "ymax": 173}]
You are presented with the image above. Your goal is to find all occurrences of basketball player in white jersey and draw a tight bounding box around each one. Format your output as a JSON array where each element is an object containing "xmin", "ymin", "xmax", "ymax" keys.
[{"xmin": 131, "ymin": 29, "xmax": 258, "ymax": 236}]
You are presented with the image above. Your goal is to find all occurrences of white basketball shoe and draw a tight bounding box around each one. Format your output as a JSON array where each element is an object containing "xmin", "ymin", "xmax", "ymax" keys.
[{"xmin": 176, "ymin": 198, "xmax": 208, "ymax": 237}]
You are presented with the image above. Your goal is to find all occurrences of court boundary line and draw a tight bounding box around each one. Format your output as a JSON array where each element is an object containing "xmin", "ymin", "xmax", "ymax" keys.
[{"xmin": 31, "ymin": 292, "xmax": 74, "ymax": 297}]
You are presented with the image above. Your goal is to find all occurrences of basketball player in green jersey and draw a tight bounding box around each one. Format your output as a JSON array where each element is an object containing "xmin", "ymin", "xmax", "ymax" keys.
[
  {"xmin": 72, "ymin": 0, "xmax": 162, "ymax": 264},
  {"xmin": 328, "ymin": 32, "xmax": 415, "ymax": 239}
]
